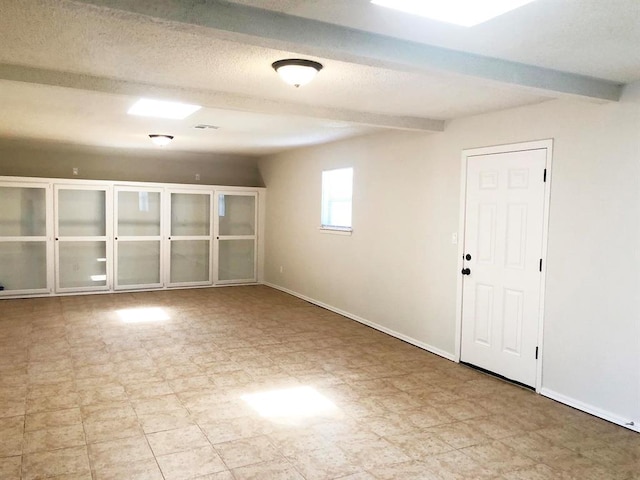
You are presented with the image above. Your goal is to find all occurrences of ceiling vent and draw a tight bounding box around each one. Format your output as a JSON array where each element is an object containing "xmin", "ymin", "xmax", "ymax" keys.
[{"xmin": 194, "ymin": 124, "xmax": 220, "ymax": 130}]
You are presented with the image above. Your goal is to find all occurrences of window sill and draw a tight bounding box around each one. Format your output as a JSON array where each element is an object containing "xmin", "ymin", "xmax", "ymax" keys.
[{"xmin": 318, "ymin": 226, "xmax": 353, "ymax": 236}]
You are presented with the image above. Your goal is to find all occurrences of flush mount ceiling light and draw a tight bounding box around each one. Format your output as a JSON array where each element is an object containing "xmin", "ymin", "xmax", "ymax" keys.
[
  {"xmin": 149, "ymin": 134, "xmax": 174, "ymax": 146},
  {"xmin": 128, "ymin": 98, "xmax": 201, "ymax": 119},
  {"xmin": 272, "ymin": 59, "xmax": 323, "ymax": 87},
  {"xmin": 370, "ymin": 0, "xmax": 537, "ymax": 27}
]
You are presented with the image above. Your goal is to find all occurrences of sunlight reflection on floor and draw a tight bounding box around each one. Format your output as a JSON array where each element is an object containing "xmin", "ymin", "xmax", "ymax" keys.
[
  {"xmin": 241, "ymin": 386, "xmax": 339, "ymax": 424},
  {"xmin": 116, "ymin": 306, "xmax": 170, "ymax": 323}
]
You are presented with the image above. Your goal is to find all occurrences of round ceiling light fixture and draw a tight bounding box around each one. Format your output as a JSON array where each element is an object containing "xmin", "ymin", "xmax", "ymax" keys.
[
  {"xmin": 272, "ymin": 59, "xmax": 323, "ymax": 87},
  {"xmin": 149, "ymin": 134, "xmax": 174, "ymax": 146}
]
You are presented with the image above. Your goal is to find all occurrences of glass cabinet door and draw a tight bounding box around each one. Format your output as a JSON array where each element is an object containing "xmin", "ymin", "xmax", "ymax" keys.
[
  {"xmin": 55, "ymin": 185, "xmax": 111, "ymax": 292},
  {"xmin": 166, "ymin": 191, "xmax": 213, "ymax": 286},
  {"xmin": 215, "ymin": 192, "xmax": 257, "ymax": 284},
  {"xmin": 0, "ymin": 183, "xmax": 51, "ymax": 295},
  {"xmin": 114, "ymin": 187, "xmax": 163, "ymax": 290}
]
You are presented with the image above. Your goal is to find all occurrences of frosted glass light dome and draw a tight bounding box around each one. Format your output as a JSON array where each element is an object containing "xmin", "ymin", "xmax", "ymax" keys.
[
  {"xmin": 272, "ymin": 59, "xmax": 323, "ymax": 87},
  {"xmin": 149, "ymin": 134, "xmax": 174, "ymax": 146}
]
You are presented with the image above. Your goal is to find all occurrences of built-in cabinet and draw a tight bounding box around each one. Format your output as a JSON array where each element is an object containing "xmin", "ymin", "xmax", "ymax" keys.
[
  {"xmin": 215, "ymin": 192, "xmax": 258, "ymax": 284},
  {"xmin": 0, "ymin": 182, "xmax": 51, "ymax": 295},
  {"xmin": 114, "ymin": 186, "xmax": 163, "ymax": 290},
  {"xmin": 168, "ymin": 190, "xmax": 213, "ymax": 287},
  {"xmin": 0, "ymin": 177, "xmax": 264, "ymax": 297},
  {"xmin": 55, "ymin": 185, "xmax": 112, "ymax": 293}
]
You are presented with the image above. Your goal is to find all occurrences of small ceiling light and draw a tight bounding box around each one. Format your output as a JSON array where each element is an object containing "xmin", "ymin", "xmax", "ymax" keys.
[
  {"xmin": 149, "ymin": 134, "xmax": 174, "ymax": 146},
  {"xmin": 272, "ymin": 59, "xmax": 323, "ymax": 87},
  {"xmin": 128, "ymin": 98, "xmax": 201, "ymax": 119},
  {"xmin": 371, "ymin": 0, "xmax": 537, "ymax": 27}
]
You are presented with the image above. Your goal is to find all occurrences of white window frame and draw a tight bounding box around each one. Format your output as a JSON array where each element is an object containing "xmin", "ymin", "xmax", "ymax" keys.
[{"xmin": 320, "ymin": 167, "xmax": 353, "ymax": 235}]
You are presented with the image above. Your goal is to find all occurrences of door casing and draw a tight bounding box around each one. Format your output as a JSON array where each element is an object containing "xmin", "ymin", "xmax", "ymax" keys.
[{"xmin": 455, "ymin": 139, "xmax": 553, "ymax": 393}]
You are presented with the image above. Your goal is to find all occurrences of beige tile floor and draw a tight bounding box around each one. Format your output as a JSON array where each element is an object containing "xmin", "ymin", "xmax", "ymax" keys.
[{"xmin": 0, "ymin": 285, "xmax": 638, "ymax": 480}]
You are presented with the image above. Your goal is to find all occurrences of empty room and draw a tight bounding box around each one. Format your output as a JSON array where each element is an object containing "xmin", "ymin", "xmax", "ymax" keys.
[{"xmin": 1, "ymin": 0, "xmax": 639, "ymax": 479}]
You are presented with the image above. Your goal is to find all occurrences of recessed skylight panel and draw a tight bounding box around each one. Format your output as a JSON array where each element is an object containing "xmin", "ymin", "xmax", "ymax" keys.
[
  {"xmin": 128, "ymin": 98, "xmax": 201, "ymax": 119},
  {"xmin": 371, "ymin": 0, "xmax": 537, "ymax": 27}
]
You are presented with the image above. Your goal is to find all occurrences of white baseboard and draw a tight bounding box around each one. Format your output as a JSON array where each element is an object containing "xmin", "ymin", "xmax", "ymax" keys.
[
  {"xmin": 263, "ymin": 282, "xmax": 457, "ymax": 362},
  {"xmin": 540, "ymin": 388, "xmax": 639, "ymax": 433}
]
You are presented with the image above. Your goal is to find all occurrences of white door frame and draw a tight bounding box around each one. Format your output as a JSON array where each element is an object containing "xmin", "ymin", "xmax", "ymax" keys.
[{"xmin": 454, "ymin": 139, "xmax": 554, "ymax": 392}]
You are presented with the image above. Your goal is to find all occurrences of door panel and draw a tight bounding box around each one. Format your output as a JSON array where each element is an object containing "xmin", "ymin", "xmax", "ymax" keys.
[
  {"xmin": 502, "ymin": 288, "xmax": 524, "ymax": 355},
  {"xmin": 473, "ymin": 284, "xmax": 493, "ymax": 346},
  {"xmin": 461, "ymin": 148, "xmax": 546, "ymax": 387}
]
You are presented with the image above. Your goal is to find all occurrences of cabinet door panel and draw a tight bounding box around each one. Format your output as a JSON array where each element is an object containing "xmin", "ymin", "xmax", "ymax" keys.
[
  {"xmin": 114, "ymin": 187, "xmax": 163, "ymax": 290},
  {"xmin": 58, "ymin": 189, "xmax": 106, "ymax": 237},
  {"xmin": 55, "ymin": 185, "xmax": 110, "ymax": 292},
  {"xmin": 0, "ymin": 186, "xmax": 47, "ymax": 237},
  {"xmin": 117, "ymin": 191, "xmax": 161, "ymax": 236},
  {"xmin": 166, "ymin": 190, "xmax": 213, "ymax": 287},
  {"xmin": 0, "ymin": 242, "xmax": 47, "ymax": 291},
  {"xmin": 170, "ymin": 240, "xmax": 210, "ymax": 284},
  {"xmin": 218, "ymin": 194, "xmax": 255, "ymax": 236},
  {"xmin": 215, "ymin": 192, "xmax": 257, "ymax": 284},
  {"xmin": 218, "ymin": 239, "xmax": 255, "ymax": 281},
  {"xmin": 0, "ymin": 183, "xmax": 51, "ymax": 295},
  {"xmin": 58, "ymin": 241, "xmax": 107, "ymax": 289},
  {"xmin": 117, "ymin": 240, "xmax": 161, "ymax": 286},
  {"xmin": 171, "ymin": 193, "xmax": 210, "ymax": 236}
]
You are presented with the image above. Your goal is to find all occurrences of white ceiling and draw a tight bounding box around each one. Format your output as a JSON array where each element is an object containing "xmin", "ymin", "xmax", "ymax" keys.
[{"xmin": 0, "ymin": 0, "xmax": 638, "ymax": 155}]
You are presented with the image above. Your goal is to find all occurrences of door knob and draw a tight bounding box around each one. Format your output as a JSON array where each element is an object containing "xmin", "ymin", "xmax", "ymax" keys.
[
  {"xmin": 465, "ymin": 254, "xmax": 472, "ymax": 261},
  {"xmin": 461, "ymin": 268, "xmax": 471, "ymax": 275}
]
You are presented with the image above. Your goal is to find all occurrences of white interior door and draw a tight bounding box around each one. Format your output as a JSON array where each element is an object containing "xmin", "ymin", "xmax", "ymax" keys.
[{"xmin": 461, "ymin": 148, "xmax": 547, "ymax": 387}]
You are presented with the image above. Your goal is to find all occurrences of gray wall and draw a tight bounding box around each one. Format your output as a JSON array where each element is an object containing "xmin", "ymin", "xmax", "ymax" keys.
[
  {"xmin": 258, "ymin": 85, "xmax": 640, "ymax": 428},
  {"xmin": 0, "ymin": 140, "xmax": 264, "ymax": 187}
]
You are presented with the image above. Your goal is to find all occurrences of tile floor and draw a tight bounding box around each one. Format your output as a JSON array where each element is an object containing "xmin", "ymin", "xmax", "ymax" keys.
[{"xmin": 0, "ymin": 285, "xmax": 638, "ymax": 480}]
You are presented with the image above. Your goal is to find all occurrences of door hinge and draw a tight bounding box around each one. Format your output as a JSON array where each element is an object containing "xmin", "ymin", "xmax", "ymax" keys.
[
  {"xmin": 543, "ymin": 169, "xmax": 547, "ymax": 182},
  {"xmin": 539, "ymin": 258, "xmax": 543, "ymax": 272},
  {"xmin": 535, "ymin": 346, "xmax": 539, "ymax": 359}
]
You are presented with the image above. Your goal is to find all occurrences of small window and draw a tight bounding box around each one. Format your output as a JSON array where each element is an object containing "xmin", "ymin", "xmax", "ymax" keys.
[{"xmin": 321, "ymin": 167, "xmax": 353, "ymax": 232}]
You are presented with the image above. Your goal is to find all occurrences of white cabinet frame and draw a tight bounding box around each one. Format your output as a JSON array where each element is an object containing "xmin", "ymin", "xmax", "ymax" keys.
[
  {"xmin": 0, "ymin": 181, "xmax": 53, "ymax": 296},
  {"xmin": 54, "ymin": 184, "xmax": 113, "ymax": 293},
  {"xmin": 214, "ymin": 191, "xmax": 258, "ymax": 284},
  {"xmin": 165, "ymin": 189, "xmax": 214, "ymax": 287},
  {"xmin": 0, "ymin": 176, "xmax": 264, "ymax": 299},
  {"xmin": 114, "ymin": 186, "xmax": 164, "ymax": 291}
]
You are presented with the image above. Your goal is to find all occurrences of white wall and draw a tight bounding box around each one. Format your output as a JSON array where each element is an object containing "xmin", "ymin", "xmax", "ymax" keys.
[
  {"xmin": 0, "ymin": 139, "xmax": 264, "ymax": 187},
  {"xmin": 258, "ymin": 86, "xmax": 640, "ymax": 428}
]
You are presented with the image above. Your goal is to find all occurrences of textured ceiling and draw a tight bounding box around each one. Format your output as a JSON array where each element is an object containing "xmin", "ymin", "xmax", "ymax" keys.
[
  {"xmin": 0, "ymin": 81, "xmax": 378, "ymax": 154},
  {"xmin": 0, "ymin": 0, "xmax": 549, "ymax": 119},
  {"xmin": 0, "ymin": 0, "xmax": 637, "ymax": 155},
  {"xmin": 228, "ymin": 0, "xmax": 640, "ymax": 82}
]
